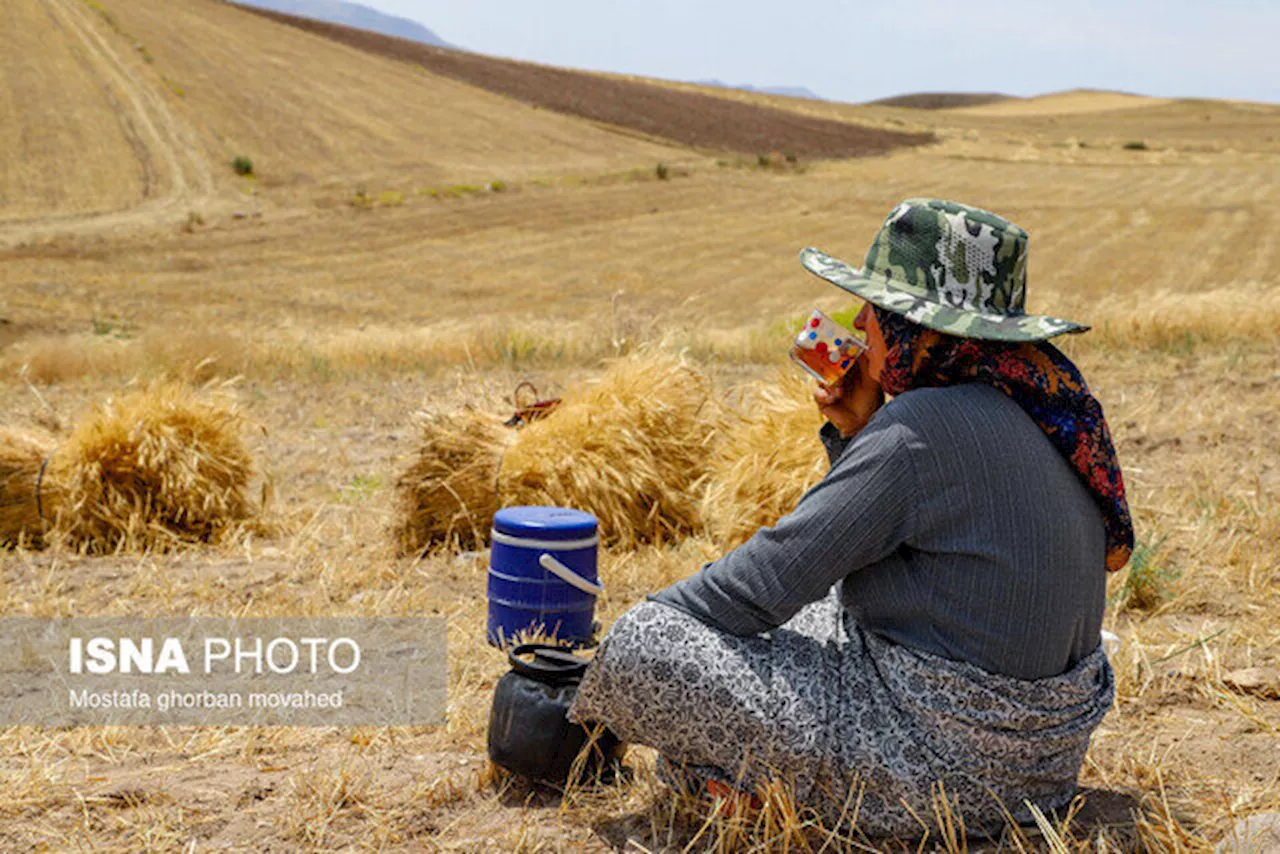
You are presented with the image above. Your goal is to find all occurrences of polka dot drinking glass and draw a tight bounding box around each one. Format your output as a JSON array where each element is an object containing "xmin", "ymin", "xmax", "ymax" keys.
[{"xmin": 790, "ymin": 309, "xmax": 868, "ymax": 386}]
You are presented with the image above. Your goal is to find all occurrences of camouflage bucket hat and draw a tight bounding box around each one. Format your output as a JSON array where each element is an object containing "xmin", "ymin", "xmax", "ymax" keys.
[{"xmin": 799, "ymin": 198, "xmax": 1088, "ymax": 342}]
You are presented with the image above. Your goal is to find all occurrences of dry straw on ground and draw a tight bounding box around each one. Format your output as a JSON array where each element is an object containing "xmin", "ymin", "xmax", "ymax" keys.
[
  {"xmin": 46, "ymin": 383, "xmax": 257, "ymax": 552},
  {"xmin": 498, "ymin": 350, "xmax": 720, "ymax": 548},
  {"xmin": 0, "ymin": 427, "xmax": 59, "ymax": 547},
  {"xmin": 701, "ymin": 372, "xmax": 827, "ymax": 548},
  {"xmin": 392, "ymin": 408, "xmax": 510, "ymax": 555}
]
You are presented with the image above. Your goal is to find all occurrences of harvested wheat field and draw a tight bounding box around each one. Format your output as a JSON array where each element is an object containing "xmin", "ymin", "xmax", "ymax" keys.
[{"xmin": 1, "ymin": 0, "xmax": 1278, "ymax": 848}]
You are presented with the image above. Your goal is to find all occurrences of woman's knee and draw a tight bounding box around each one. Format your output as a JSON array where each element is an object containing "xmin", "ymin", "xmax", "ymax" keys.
[
  {"xmin": 588, "ymin": 603, "xmax": 771, "ymax": 724},
  {"xmin": 600, "ymin": 600, "xmax": 671, "ymax": 647},
  {"xmin": 591, "ymin": 602, "xmax": 708, "ymax": 690}
]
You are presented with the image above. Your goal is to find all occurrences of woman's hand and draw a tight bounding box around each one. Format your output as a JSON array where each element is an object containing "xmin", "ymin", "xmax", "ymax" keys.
[{"xmin": 814, "ymin": 359, "xmax": 884, "ymax": 438}]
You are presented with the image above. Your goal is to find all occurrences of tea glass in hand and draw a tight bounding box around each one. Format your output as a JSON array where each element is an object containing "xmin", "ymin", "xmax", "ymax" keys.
[{"xmin": 790, "ymin": 310, "xmax": 868, "ymax": 387}]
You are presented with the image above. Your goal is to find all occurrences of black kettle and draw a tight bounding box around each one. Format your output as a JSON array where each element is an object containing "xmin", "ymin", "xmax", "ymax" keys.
[{"xmin": 487, "ymin": 643, "xmax": 623, "ymax": 785}]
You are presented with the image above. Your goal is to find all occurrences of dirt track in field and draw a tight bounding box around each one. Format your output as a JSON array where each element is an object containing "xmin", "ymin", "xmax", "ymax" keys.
[
  {"xmin": 236, "ymin": 6, "xmax": 935, "ymax": 159},
  {"xmin": 3, "ymin": 0, "xmax": 216, "ymax": 240}
]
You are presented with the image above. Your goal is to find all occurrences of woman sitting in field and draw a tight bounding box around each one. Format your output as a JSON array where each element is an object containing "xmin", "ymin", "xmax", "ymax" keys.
[{"xmin": 570, "ymin": 199, "xmax": 1132, "ymax": 838}]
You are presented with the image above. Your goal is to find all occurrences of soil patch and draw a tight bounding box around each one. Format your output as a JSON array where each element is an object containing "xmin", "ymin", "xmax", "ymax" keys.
[{"xmin": 868, "ymin": 91, "xmax": 1016, "ymax": 110}]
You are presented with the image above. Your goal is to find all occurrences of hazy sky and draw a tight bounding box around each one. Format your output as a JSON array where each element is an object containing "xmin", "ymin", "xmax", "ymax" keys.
[{"xmin": 353, "ymin": 0, "xmax": 1277, "ymax": 104}]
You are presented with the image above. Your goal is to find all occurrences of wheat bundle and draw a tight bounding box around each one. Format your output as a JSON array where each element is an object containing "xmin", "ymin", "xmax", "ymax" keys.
[
  {"xmin": 50, "ymin": 383, "xmax": 256, "ymax": 551},
  {"xmin": 701, "ymin": 373, "xmax": 827, "ymax": 548},
  {"xmin": 0, "ymin": 427, "xmax": 59, "ymax": 547},
  {"xmin": 392, "ymin": 408, "xmax": 510, "ymax": 555},
  {"xmin": 498, "ymin": 351, "xmax": 718, "ymax": 548}
]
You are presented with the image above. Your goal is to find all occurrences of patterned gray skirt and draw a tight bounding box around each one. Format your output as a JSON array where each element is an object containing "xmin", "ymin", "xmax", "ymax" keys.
[{"xmin": 569, "ymin": 591, "xmax": 1114, "ymax": 839}]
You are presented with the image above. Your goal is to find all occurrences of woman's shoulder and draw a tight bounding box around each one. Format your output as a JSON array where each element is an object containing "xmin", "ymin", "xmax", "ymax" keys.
[
  {"xmin": 870, "ymin": 384, "xmax": 1042, "ymax": 452},
  {"xmin": 873, "ymin": 384, "xmax": 1068, "ymax": 478},
  {"xmin": 876, "ymin": 384, "xmax": 1016, "ymax": 428}
]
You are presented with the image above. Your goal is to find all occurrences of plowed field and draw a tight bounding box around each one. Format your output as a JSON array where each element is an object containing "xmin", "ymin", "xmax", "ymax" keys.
[{"xmin": 238, "ymin": 6, "xmax": 935, "ymax": 159}]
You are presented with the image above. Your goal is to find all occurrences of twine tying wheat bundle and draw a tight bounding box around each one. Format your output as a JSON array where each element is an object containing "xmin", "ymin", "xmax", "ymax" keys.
[{"xmin": 0, "ymin": 427, "xmax": 59, "ymax": 547}]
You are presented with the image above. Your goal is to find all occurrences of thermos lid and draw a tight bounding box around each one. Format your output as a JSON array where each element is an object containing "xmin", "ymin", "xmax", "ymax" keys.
[
  {"xmin": 493, "ymin": 506, "xmax": 598, "ymax": 541},
  {"xmin": 507, "ymin": 643, "xmax": 590, "ymax": 683}
]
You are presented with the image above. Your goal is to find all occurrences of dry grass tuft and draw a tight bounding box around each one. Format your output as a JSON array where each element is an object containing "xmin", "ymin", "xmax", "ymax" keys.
[
  {"xmin": 701, "ymin": 372, "xmax": 826, "ymax": 548},
  {"xmin": 392, "ymin": 408, "xmax": 510, "ymax": 555},
  {"xmin": 47, "ymin": 383, "xmax": 257, "ymax": 552},
  {"xmin": 498, "ymin": 350, "xmax": 719, "ymax": 548},
  {"xmin": 0, "ymin": 427, "xmax": 59, "ymax": 547}
]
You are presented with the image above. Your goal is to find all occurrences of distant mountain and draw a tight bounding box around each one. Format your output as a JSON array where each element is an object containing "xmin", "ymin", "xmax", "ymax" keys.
[
  {"xmin": 231, "ymin": 0, "xmax": 452, "ymax": 47},
  {"xmin": 696, "ymin": 79, "xmax": 824, "ymax": 101}
]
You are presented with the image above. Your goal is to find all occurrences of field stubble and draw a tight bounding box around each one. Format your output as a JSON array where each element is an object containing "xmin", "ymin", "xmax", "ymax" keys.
[
  {"xmin": 0, "ymin": 338, "xmax": 1275, "ymax": 849},
  {"xmin": 1, "ymin": 82, "xmax": 1279, "ymax": 849}
]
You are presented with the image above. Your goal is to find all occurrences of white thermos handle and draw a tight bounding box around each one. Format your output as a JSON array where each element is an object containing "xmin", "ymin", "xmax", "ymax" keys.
[{"xmin": 538, "ymin": 553, "xmax": 604, "ymax": 596}]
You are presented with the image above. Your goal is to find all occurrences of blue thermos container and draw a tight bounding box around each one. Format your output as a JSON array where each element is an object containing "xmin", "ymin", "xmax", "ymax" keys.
[{"xmin": 486, "ymin": 506, "xmax": 602, "ymax": 648}]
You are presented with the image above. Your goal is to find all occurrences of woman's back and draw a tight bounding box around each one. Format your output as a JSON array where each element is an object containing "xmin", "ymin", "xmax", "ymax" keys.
[
  {"xmin": 652, "ymin": 383, "xmax": 1106, "ymax": 681},
  {"xmin": 841, "ymin": 383, "xmax": 1107, "ymax": 679}
]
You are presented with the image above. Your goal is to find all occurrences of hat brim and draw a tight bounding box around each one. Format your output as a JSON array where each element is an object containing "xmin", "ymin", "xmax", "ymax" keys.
[{"xmin": 800, "ymin": 247, "xmax": 1089, "ymax": 343}]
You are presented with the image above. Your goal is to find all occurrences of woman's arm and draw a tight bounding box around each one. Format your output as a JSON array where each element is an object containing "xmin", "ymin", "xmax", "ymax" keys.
[{"xmin": 650, "ymin": 410, "xmax": 919, "ymax": 636}]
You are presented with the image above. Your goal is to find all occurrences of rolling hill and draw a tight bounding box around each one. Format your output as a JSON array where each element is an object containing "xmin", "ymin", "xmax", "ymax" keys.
[
  {"xmin": 1, "ymin": 0, "xmax": 688, "ymax": 230},
  {"xmin": 233, "ymin": 7, "xmax": 931, "ymax": 159},
  {"xmin": 949, "ymin": 89, "xmax": 1173, "ymax": 116},
  {"xmin": 3, "ymin": 0, "xmax": 930, "ymax": 239}
]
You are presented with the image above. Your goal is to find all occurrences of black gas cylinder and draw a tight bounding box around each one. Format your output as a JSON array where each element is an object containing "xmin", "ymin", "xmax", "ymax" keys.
[{"xmin": 487, "ymin": 643, "xmax": 622, "ymax": 785}]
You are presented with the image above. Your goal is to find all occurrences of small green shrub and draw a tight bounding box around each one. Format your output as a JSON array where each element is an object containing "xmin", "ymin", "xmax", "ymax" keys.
[
  {"xmin": 338, "ymin": 474, "xmax": 383, "ymax": 504},
  {"xmin": 487, "ymin": 180, "xmax": 507, "ymax": 193},
  {"xmin": 1123, "ymin": 140, "xmax": 1149, "ymax": 151},
  {"xmin": 377, "ymin": 190, "xmax": 405, "ymax": 207},
  {"xmin": 655, "ymin": 162, "xmax": 670, "ymax": 181},
  {"xmin": 500, "ymin": 331, "xmax": 545, "ymax": 365},
  {"xmin": 1119, "ymin": 535, "xmax": 1178, "ymax": 612},
  {"xmin": 231, "ymin": 156, "xmax": 254, "ymax": 176},
  {"xmin": 440, "ymin": 183, "xmax": 483, "ymax": 198},
  {"xmin": 757, "ymin": 154, "xmax": 772, "ymax": 168},
  {"xmin": 91, "ymin": 317, "xmax": 132, "ymax": 339},
  {"xmin": 86, "ymin": 1, "xmax": 121, "ymax": 33}
]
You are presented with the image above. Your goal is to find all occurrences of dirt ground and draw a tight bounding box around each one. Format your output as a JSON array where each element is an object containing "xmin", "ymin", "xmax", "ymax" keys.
[{"xmin": 0, "ymin": 342, "xmax": 1276, "ymax": 850}]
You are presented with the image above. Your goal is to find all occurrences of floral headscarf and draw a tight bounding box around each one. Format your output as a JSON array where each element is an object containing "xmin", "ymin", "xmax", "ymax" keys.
[{"xmin": 873, "ymin": 307, "xmax": 1134, "ymax": 572}]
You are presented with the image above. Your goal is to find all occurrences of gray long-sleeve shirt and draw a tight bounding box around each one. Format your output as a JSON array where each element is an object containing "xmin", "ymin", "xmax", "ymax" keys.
[{"xmin": 652, "ymin": 383, "xmax": 1107, "ymax": 680}]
